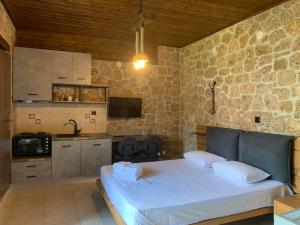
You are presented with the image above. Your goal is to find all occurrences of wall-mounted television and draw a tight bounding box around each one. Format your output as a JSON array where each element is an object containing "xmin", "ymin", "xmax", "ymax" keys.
[{"xmin": 108, "ymin": 97, "xmax": 142, "ymax": 118}]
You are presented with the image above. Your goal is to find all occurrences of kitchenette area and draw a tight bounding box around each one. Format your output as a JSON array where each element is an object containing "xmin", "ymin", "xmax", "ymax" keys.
[{"xmin": 11, "ymin": 47, "xmax": 113, "ymax": 185}]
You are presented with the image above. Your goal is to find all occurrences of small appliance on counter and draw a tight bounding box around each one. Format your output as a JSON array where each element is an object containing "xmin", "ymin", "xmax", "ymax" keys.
[{"xmin": 12, "ymin": 132, "xmax": 52, "ymax": 158}]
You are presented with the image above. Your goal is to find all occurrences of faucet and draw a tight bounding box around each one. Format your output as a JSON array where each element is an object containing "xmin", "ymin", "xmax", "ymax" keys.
[{"xmin": 64, "ymin": 119, "xmax": 82, "ymax": 136}]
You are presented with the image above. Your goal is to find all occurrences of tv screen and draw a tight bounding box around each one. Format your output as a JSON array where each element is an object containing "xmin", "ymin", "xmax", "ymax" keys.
[{"xmin": 108, "ymin": 97, "xmax": 142, "ymax": 118}]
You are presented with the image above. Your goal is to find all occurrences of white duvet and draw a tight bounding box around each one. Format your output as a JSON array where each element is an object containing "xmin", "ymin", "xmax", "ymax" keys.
[{"xmin": 101, "ymin": 159, "xmax": 291, "ymax": 225}]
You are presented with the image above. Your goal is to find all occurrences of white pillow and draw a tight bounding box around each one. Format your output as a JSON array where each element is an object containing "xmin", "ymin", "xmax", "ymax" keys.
[
  {"xmin": 183, "ymin": 151, "xmax": 226, "ymax": 168},
  {"xmin": 212, "ymin": 161, "xmax": 270, "ymax": 184}
]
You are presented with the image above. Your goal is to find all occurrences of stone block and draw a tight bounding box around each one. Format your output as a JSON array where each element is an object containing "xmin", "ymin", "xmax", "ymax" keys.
[
  {"xmin": 252, "ymin": 95, "xmax": 264, "ymax": 110},
  {"xmin": 279, "ymin": 101, "xmax": 294, "ymax": 113},
  {"xmin": 255, "ymin": 44, "xmax": 272, "ymax": 56},
  {"xmin": 277, "ymin": 70, "xmax": 295, "ymax": 86},
  {"xmin": 290, "ymin": 53, "xmax": 300, "ymax": 70},
  {"xmin": 269, "ymin": 29, "xmax": 287, "ymax": 45},
  {"xmin": 274, "ymin": 58, "xmax": 288, "ymax": 71}
]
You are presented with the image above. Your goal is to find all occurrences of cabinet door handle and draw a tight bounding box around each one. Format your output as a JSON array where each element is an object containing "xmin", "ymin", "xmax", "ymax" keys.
[
  {"xmin": 62, "ymin": 145, "xmax": 71, "ymax": 148},
  {"xmin": 27, "ymin": 175, "xmax": 37, "ymax": 179},
  {"xmin": 57, "ymin": 76, "xmax": 67, "ymax": 79},
  {"xmin": 77, "ymin": 77, "xmax": 86, "ymax": 80},
  {"xmin": 28, "ymin": 93, "xmax": 38, "ymax": 96},
  {"xmin": 27, "ymin": 165, "xmax": 37, "ymax": 168},
  {"xmin": 93, "ymin": 144, "xmax": 102, "ymax": 146}
]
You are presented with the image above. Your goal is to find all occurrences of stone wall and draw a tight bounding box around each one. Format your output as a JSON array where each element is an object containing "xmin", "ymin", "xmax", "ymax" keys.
[
  {"xmin": 92, "ymin": 46, "xmax": 182, "ymax": 158},
  {"xmin": 181, "ymin": 0, "xmax": 300, "ymax": 151},
  {"xmin": 0, "ymin": 1, "xmax": 15, "ymax": 48}
]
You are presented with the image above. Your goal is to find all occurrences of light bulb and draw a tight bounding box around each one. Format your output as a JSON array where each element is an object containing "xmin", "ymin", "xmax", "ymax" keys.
[
  {"xmin": 132, "ymin": 53, "xmax": 149, "ymax": 70},
  {"xmin": 133, "ymin": 59, "xmax": 147, "ymax": 70}
]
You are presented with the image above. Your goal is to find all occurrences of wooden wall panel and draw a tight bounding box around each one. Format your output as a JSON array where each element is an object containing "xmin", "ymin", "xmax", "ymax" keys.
[{"xmin": 0, "ymin": 49, "xmax": 11, "ymax": 200}]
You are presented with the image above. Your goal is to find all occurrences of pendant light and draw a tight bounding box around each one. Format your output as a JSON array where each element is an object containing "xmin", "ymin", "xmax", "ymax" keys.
[{"xmin": 132, "ymin": 0, "xmax": 149, "ymax": 70}]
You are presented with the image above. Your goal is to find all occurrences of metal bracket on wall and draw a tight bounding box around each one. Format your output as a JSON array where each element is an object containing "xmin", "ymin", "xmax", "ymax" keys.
[{"xmin": 209, "ymin": 80, "xmax": 216, "ymax": 114}]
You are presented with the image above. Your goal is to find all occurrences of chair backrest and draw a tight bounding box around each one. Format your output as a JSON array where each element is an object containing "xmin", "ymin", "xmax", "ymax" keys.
[
  {"xmin": 144, "ymin": 135, "xmax": 163, "ymax": 156},
  {"xmin": 118, "ymin": 137, "xmax": 138, "ymax": 156}
]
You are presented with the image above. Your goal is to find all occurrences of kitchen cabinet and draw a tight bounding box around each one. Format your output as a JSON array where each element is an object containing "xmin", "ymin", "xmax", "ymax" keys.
[
  {"xmin": 52, "ymin": 140, "xmax": 81, "ymax": 180},
  {"xmin": 13, "ymin": 47, "xmax": 52, "ymax": 101},
  {"xmin": 81, "ymin": 139, "xmax": 112, "ymax": 176},
  {"xmin": 11, "ymin": 159, "xmax": 51, "ymax": 184},
  {"xmin": 72, "ymin": 52, "xmax": 91, "ymax": 85},
  {"xmin": 52, "ymin": 50, "xmax": 73, "ymax": 84}
]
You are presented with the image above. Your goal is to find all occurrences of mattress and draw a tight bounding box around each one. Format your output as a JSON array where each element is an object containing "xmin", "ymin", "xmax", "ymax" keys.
[{"xmin": 101, "ymin": 159, "xmax": 291, "ymax": 225}]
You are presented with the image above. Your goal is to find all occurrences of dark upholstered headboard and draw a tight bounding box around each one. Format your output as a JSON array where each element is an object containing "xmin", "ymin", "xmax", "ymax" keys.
[
  {"xmin": 204, "ymin": 126, "xmax": 293, "ymax": 185},
  {"xmin": 206, "ymin": 127, "xmax": 241, "ymax": 161},
  {"xmin": 238, "ymin": 131, "xmax": 293, "ymax": 185}
]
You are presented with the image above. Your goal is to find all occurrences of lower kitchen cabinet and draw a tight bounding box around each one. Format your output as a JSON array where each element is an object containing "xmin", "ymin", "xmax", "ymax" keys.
[
  {"xmin": 11, "ymin": 158, "xmax": 51, "ymax": 184},
  {"xmin": 52, "ymin": 140, "xmax": 81, "ymax": 180},
  {"xmin": 81, "ymin": 139, "xmax": 112, "ymax": 176},
  {"xmin": 11, "ymin": 138, "xmax": 112, "ymax": 184},
  {"xmin": 52, "ymin": 138, "xmax": 112, "ymax": 180}
]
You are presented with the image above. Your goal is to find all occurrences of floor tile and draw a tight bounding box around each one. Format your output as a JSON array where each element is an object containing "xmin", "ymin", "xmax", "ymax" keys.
[
  {"xmin": 7, "ymin": 214, "xmax": 44, "ymax": 225},
  {"xmin": 45, "ymin": 202, "xmax": 79, "ymax": 225},
  {"xmin": 49, "ymin": 221, "xmax": 81, "ymax": 225}
]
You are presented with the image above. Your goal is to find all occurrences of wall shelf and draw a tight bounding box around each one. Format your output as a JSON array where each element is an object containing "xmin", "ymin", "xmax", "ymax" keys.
[{"xmin": 52, "ymin": 83, "xmax": 109, "ymax": 104}]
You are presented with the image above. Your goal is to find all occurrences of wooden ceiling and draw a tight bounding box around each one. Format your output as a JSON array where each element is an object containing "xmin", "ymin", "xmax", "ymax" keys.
[{"xmin": 2, "ymin": 0, "xmax": 287, "ymax": 63}]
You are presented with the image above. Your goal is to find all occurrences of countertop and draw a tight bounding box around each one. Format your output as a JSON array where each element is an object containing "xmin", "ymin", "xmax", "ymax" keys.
[
  {"xmin": 51, "ymin": 133, "xmax": 149, "ymax": 142},
  {"xmin": 52, "ymin": 133, "xmax": 112, "ymax": 141}
]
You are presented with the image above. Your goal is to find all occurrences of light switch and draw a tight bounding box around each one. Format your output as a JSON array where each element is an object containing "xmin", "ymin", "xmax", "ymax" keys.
[{"xmin": 255, "ymin": 117, "xmax": 261, "ymax": 123}]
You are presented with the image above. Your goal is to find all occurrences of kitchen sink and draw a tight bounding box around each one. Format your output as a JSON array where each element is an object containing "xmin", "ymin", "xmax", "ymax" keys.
[
  {"xmin": 55, "ymin": 133, "xmax": 90, "ymax": 138},
  {"xmin": 55, "ymin": 134, "xmax": 78, "ymax": 138},
  {"xmin": 53, "ymin": 133, "xmax": 110, "ymax": 140}
]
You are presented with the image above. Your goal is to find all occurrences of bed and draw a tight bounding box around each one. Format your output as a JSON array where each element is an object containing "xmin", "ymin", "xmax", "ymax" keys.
[{"xmin": 98, "ymin": 127, "xmax": 298, "ymax": 225}]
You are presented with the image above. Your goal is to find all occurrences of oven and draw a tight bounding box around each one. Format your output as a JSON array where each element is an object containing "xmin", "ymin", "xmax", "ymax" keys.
[{"xmin": 12, "ymin": 133, "xmax": 51, "ymax": 158}]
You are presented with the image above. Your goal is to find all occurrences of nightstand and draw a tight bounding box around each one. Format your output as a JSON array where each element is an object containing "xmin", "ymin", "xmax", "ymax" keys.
[{"xmin": 274, "ymin": 195, "xmax": 300, "ymax": 215}]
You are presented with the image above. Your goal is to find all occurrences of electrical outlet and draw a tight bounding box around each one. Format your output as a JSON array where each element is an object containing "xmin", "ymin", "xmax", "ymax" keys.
[{"xmin": 255, "ymin": 116, "xmax": 261, "ymax": 123}]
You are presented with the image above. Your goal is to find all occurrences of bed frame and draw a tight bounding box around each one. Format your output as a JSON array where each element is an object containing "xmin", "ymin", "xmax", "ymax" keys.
[
  {"xmin": 98, "ymin": 126, "xmax": 300, "ymax": 225},
  {"xmin": 97, "ymin": 179, "xmax": 272, "ymax": 225}
]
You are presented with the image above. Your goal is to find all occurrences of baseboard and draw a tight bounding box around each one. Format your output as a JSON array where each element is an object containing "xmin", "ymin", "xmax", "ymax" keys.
[
  {"xmin": 0, "ymin": 189, "xmax": 11, "ymax": 224},
  {"xmin": 0, "ymin": 186, "xmax": 12, "ymax": 213},
  {"xmin": 10, "ymin": 176, "xmax": 98, "ymax": 190}
]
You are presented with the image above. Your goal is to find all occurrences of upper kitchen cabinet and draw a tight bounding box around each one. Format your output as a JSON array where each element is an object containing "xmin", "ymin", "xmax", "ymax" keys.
[
  {"xmin": 52, "ymin": 50, "xmax": 73, "ymax": 84},
  {"xmin": 13, "ymin": 47, "xmax": 52, "ymax": 101},
  {"xmin": 72, "ymin": 52, "xmax": 91, "ymax": 85}
]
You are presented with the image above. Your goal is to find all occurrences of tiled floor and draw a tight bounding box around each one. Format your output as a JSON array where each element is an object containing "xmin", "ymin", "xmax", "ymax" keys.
[
  {"xmin": 0, "ymin": 182, "xmax": 116, "ymax": 225},
  {"xmin": 0, "ymin": 182, "xmax": 273, "ymax": 225}
]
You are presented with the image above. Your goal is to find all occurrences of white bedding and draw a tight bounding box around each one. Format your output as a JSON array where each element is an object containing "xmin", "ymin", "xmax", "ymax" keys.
[{"xmin": 101, "ymin": 159, "xmax": 291, "ymax": 225}]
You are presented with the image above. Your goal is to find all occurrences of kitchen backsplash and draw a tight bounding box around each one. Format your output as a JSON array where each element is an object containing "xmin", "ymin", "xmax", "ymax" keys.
[{"xmin": 14, "ymin": 103, "xmax": 107, "ymax": 134}]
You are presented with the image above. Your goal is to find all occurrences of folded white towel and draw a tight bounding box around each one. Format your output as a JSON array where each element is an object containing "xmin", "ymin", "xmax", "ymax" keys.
[
  {"xmin": 112, "ymin": 161, "xmax": 132, "ymax": 173},
  {"xmin": 112, "ymin": 164, "xmax": 143, "ymax": 181}
]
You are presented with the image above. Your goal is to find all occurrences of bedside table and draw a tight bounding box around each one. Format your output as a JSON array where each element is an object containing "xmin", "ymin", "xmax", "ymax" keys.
[{"xmin": 274, "ymin": 195, "xmax": 300, "ymax": 215}]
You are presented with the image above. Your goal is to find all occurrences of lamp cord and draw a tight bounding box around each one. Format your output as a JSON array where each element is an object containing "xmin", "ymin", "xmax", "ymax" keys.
[{"xmin": 138, "ymin": 0, "xmax": 143, "ymax": 15}]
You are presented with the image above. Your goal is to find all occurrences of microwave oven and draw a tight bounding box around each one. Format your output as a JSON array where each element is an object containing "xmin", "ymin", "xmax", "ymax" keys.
[{"xmin": 12, "ymin": 132, "xmax": 51, "ymax": 158}]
